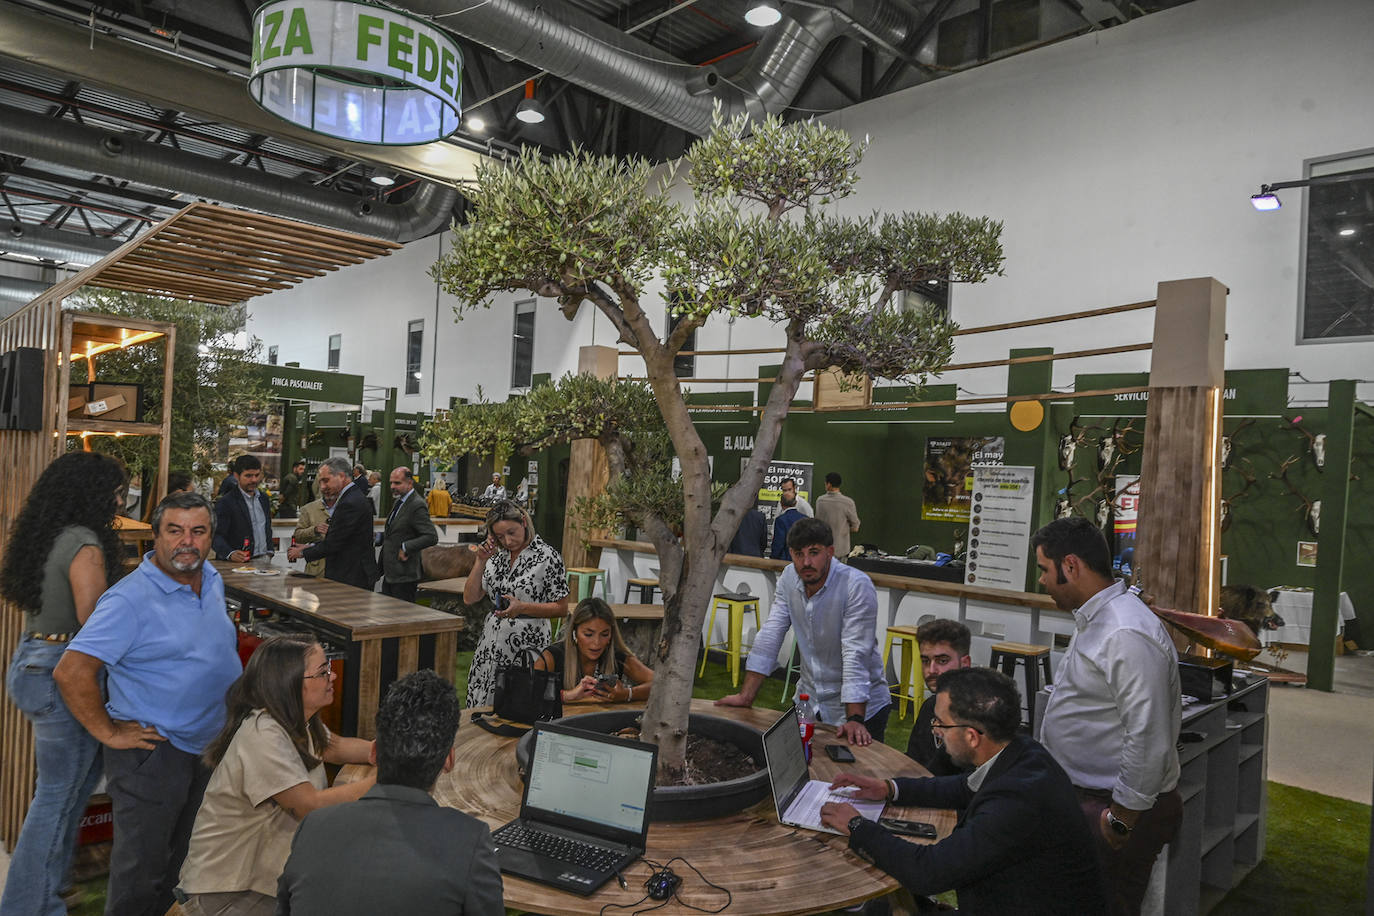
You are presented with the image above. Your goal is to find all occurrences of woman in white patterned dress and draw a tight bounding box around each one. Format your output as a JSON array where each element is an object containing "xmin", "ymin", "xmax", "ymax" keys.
[{"xmin": 462, "ymin": 500, "xmax": 569, "ymax": 708}]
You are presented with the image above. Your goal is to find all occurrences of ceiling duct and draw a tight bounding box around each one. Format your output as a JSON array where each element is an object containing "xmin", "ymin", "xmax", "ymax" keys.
[
  {"xmin": 4, "ymin": 222, "xmax": 122, "ymax": 266},
  {"xmin": 0, "ymin": 275, "xmax": 52, "ymax": 312},
  {"xmin": 0, "ymin": 103, "xmax": 457, "ymax": 244},
  {"xmin": 421, "ymin": 0, "xmax": 922, "ymax": 136}
]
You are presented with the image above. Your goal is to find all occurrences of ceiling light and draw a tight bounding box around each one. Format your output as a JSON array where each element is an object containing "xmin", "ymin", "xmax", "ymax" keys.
[
  {"xmin": 1250, "ymin": 189, "xmax": 1281, "ymax": 211},
  {"xmin": 370, "ymin": 174, "xmax": 396, "ymax": 187},
  {"xmin": 467, "ymin": 115, "xmax": 486, "ymax": 133},
  {"xmin": 1338, "ymin": 227, "xmax": 1356, "ymax": 236},
  {"xmin": 515, "ymin": 80, "xmax": 546, "ymax": 124},
  {"xmin": 745, "ymin": 3, "xmax": 782, "ymax": 26}
]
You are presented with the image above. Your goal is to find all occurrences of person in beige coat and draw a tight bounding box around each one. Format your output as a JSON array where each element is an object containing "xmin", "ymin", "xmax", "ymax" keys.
[{"xmin": 292, "ymin": 496, "xmax": 334, "ymax": 577}]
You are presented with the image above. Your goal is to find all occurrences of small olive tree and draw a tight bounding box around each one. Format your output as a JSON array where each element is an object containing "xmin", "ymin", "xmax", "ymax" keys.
[{"xmin": 426, "ymin": 111, "xmax": 1003, "ymax": 779}]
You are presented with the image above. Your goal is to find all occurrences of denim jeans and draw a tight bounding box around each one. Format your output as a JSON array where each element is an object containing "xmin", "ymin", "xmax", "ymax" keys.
[{"xmin": 0, "ymin": 637, "xmax": 103, "ymax": 916}]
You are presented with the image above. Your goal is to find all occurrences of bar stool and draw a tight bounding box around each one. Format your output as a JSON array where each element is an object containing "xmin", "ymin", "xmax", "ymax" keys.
[
  {"xmin": 566, "ymin": 567, "xmax": 610, "ymax": 603},
  {"xmin": 988, "ymin": 641, "xmax": 1052, "ymax": 727},
  {"xmin": 625, "ymin": 577, "xmax": 662, "ymax": 603},
  {"xmin": 698, "ymin": 593, "xmax": 762, "ymax": 686},
  {"xmin": 882, "ymin": 625, "xmax": 923, "ymax": 718}
]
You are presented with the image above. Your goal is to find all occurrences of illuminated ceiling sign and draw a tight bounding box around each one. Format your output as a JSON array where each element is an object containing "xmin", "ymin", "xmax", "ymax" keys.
[{"xmin": 248, "ymin": 0, "xmax": 462, "ymax": 145}]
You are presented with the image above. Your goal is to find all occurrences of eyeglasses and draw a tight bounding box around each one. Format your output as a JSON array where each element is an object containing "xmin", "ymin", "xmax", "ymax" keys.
[
  {"xmin": 304, "ymin": 665, "xmax": 334, "ymax": 680},
  {"xmin": 930, "ymin": 715, "xmax": 983, "ymax": 748}
]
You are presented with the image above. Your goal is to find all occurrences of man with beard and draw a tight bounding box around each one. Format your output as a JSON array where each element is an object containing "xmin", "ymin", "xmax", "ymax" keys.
[
  {"xmin": 904, "ymin": 619, "xmax": 973, "ymax": 777},
  {"xmin": 768, "ymin": 478, "xmax": 808, "ymax": 560},
  {"xmin": 819, "ymin": 668, "xmax": 1107, "ymax": 915},
  {"xmin": 717, "ymin": 517, "xmax": 891, "ymax": 746},
  {"xmin": 56, "ymin": 491, "xmax": 241, "ymax": 916}
]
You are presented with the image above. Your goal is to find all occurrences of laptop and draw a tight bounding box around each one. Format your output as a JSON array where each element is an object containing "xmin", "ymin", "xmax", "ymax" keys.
[
  {"xmin": 493, "ymin": 722, "xmax": 657, "ymax": 896},
  {"xmin": 762, "ymin": 708, "xmax": 886, "ymax": 834}
]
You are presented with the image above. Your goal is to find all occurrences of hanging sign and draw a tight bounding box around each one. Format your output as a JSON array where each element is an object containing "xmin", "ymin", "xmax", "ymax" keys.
[
  {"xmin": 964, "ymin": 465, "xmax": 1035, "ymax": 591},
  {"xmin": 249, "ymin": 0, "xmax": 462, "ymax": 145},
  {"xmin": 254, "ymin": 363, "xmax": 363, "ymax": 405}
]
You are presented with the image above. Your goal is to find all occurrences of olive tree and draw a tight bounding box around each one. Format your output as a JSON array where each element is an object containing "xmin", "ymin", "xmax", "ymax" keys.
[{"xmin": 426, "ymin": 111, "xmax": 1004, "ymax": 779}]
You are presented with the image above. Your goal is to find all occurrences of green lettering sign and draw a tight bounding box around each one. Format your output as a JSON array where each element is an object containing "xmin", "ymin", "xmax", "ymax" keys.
[
  {"xmin": 357, "ymin": 13, "xmax": 384, "ymax": 62},
  {"xmin": 416, "ymin": 33, "xmax": 439, "ymax": 81},
  {"xmin": 440, "ymin": 46, "xmax": 456, "ymax": 99},
  {"xmin": 261, "ymin": 10, "xmax": 285, "ymax": 61},
  {"xmin": 388, "ymin": 23, "xmax": 414, "ymax": 73},
  {"xmin": 282, "ymin": 7, "xmax": 314, "ymax": 56}
]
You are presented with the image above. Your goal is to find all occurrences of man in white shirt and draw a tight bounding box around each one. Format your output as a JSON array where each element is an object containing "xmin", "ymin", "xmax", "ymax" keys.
[
  {"xmin": 716, "ymin": 517, "xmax": 890, "ymax": 745},
  {"xmin": 1033, "ymin": 517, "xmax": 1182, "ymax": 916},
  {"xmin": 482, "ymin": 473, "xmax": 506, "ymax": 501}
]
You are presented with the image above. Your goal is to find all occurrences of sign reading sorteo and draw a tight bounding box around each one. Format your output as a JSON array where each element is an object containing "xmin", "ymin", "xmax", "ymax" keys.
[{"xmin": 248, "ymin": 0, "xmax": 462, "ymax": 145}]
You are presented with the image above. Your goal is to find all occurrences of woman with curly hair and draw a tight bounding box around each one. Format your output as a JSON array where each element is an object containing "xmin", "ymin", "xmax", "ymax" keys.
[
  {"xmin": 462, "ymin": 499, "xmax": 569, "ymax": 709},
  {"xmin": 0, "ymin": 451, "xmax": 126, "ymax": 916},
  {"xmin": 177, "ymin": 635, "xmax": 374, "ymax": 915}
]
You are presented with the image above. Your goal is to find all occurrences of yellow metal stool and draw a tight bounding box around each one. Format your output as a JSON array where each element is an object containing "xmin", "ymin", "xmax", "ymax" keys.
[
  {"xmin": 882, "ymin": 625, "xmax": 924, "ymax": 718},
  {"xmin": 566, "ymin": 567, "xmax": 610, "ymax": 603},
  {"xmin": 697, "ymin": 593, "xmax": 762, "ymax": 686}
]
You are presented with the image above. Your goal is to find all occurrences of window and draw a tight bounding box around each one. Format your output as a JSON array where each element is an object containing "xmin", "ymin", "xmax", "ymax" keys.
[
  {"xmin": 1298, "ymin": 150, "xmax": 1374, "ymax": 342},
  {"xmin": 667, "ymin": 301, "xmax": 696, "ymax": 378},
  {"xmin": 900, "ymin": 280, "xmax": 951, "ymax": 317},
  {"xmin": 511, "ymin": 300, "xmax": 535, "ymax": 389},
  {"xmin": 267, "ymin": 345, "xmax": 278, "ymax": 365},
  {"xmin": 405, "ymin": 319, "xmax": 423, "ymax": 395},
  {"xmin": 327, "ymin": 334, "xmax": 341, "ymax": 370}
]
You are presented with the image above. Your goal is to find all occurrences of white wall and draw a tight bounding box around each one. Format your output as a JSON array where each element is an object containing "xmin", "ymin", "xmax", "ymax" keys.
[{"xmin": 245, "ymin": 0, "xmax": 1374, "ymax": 407}]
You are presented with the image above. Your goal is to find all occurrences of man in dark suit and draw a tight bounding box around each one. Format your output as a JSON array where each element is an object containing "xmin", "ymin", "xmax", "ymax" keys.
[
  {"xmin": 287, "ymin": 457, "xmax": 377, "ymax": 589},
  {"xmin": 821, "ymin": 668, "xmax": 1107, "ymax": 916},
  {"xmin": 379, "ymin": 466, "xmax": 438, "ymax": 603},
  {"xmin": 212, "ymin": 454, "xmax": 273, "ymax": 561},
  {"xmin": 277, "ymin": 669, "xmax": 503, "ymax": 915}
]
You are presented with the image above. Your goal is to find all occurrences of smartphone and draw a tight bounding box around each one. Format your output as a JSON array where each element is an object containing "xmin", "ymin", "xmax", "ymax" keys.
[
  {"xmin": 878, "ymin": 818, "xmax": 938, "ymax": 839},
  {"xmin": 824, "ymin": 744, "xmax": 856, "ymax": 763}
]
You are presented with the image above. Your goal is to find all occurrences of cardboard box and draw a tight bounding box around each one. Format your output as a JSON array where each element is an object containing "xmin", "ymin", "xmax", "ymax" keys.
[
  {"xmin": 83, "ymin": 393, "xmax": 127, "ymax": 417},
  {"xmin": 67, "ymin": 393, "xmax": 88, "ymax": 415},
  {"xmin": 86, "ymin": 382, "xmax": 143, "ymax": 422}
]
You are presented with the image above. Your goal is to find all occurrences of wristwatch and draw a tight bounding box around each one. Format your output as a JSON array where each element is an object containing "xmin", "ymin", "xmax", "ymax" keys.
[
  {"xmin": 1105, "ymin": 809, "xmax": 1133, "ymax": 837},
  {"xmin": 847, "ymin": 815, "xmax": 867, "ymax": 836},
  {"xmin": 845, "ymin": 714, "xmax": 865, "ymax": 724}
]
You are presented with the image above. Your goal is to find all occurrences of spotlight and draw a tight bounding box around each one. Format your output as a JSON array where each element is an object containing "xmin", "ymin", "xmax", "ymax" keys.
[
  {"xmin": 745, "ymin": 3, "xmax": 782, "ymax": 26},
  {"xmin": 467, "ymin": 115, "xmax": 486, "ymax": 132},
  {"xmin": 515, "ymin": 80, "xmax": 546, "ymax": 124},
  {"xmin": 1338, "ymin": 227, "xmax": 1356, "ymax": 237},
  {"xmin": 370, "ymin": 173, "xmax": 396, "ymax": 187},
  {"xmin": 1250, "ymin": 189, "xmax": 1280, "ymax": 211}
]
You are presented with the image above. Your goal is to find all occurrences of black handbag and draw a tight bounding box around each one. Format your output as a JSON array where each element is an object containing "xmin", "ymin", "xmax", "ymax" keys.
[{"xmin": 492, "ymin": 648, "xmax": 562, "ymax": 725}]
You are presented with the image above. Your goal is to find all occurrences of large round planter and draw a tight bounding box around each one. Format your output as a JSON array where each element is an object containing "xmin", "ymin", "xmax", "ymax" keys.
[{"xmin": 514, "ymin": 710, "xmax": 770, "ymax": 822}]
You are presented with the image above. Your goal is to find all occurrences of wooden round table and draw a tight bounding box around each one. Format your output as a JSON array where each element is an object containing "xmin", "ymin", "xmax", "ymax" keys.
[{"xmin": 342, "ymin": 699, "xmax": 953, "ymax": 915}]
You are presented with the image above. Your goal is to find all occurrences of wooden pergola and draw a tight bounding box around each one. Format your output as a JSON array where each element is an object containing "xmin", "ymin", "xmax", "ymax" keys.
[{"xmin": 0, "ymin": 202, "xmax": 400, "ymax": 849}]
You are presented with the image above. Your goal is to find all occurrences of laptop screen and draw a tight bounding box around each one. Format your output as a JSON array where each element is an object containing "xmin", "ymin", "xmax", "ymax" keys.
[
  {"xmin": 525, "ymin": 725, "xmax": 657, "ymax": 837},
  {"xmin": 762, "ymin": 708, "xmax": 808, "ymax": 812}
]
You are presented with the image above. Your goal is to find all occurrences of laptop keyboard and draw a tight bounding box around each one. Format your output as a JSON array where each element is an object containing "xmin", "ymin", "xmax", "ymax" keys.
[{"xmin": 493, "ymin": 823, "xmax": 621, "ymax": 872}]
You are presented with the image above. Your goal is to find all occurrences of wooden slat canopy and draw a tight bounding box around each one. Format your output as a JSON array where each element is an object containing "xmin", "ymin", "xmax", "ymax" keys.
[{"xmin": 38, "ymin": 202, "xmax": 401, "ymax": 307}]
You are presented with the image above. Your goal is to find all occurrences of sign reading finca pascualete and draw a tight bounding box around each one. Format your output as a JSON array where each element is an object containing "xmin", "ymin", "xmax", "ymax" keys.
[
  {"xmin": 248, "ymin": 0, "xmax": 462, "ymax": 145},
  {"xmin": 254, "ymin": 364, "xmax": 363, "ymax": 405}
]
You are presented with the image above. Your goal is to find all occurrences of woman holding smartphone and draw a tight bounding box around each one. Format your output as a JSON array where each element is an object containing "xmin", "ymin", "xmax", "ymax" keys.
[
  {"xmin": 535, "ymin": 598, "xmax": 655, "ymax": 703},
  {"xmin": 463, "ymin": 500, "xmax": 569, "ymax": 708}
]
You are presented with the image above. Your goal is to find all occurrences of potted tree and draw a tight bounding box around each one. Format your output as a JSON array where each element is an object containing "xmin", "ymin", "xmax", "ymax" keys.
[{"xmin": 424, "ymin": 110, "xmax": 1004, "ymax": 783}]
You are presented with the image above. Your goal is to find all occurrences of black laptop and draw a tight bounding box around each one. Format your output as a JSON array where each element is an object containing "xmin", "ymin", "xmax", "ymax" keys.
[{"xmin": 492, "ymin": 722, "xmax": 658, "ymax": 896}]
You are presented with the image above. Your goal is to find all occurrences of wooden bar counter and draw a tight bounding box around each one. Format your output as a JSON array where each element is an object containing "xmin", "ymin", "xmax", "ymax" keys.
[
  {"xmin": 213, "ymin": 561, "xmax": 463, "ymax": 739},
  {"xmin": 340, "ymin": 699, "xmax": 952, "ymax": 915}
]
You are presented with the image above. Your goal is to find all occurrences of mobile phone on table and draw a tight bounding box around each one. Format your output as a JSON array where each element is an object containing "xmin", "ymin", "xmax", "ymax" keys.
[
  {"xmin": 824, "ymin": 744, "xmax": 856, "ymax": 763},
  {"xmin": 878, "ymin": 817, "xmax": 938, "ymax": 839}
]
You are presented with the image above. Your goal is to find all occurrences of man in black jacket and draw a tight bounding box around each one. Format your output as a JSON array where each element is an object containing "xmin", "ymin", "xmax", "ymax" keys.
[
  {"xmin": 212, "ymin": 454, "xmax": 272, "ymax": 561},
  {"xmin": 821, "ymin": 668, "xmax": 1106, "ymax": 916},
  {"xmin": 277, "ymin": 670, "xmax": 503, "ymax": 914},
  {"xmin": 379, "ymin": 466, "xmax": 439, "ymax": 603},
  {"xmin": 287, "ymin": 457, "xmax": 377, "ymax": 589},
  {"xmin": 904, "ymin": 619, "xmax": 972, "ymax": 777}
]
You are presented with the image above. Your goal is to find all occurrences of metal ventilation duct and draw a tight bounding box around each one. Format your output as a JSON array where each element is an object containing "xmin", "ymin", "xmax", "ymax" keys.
[
  {"xmin": 0, "ymin": 104, "xmax": 458, "ymax": 244},
  {"xmin": 417, "ymin": 0, "xmax": 921, "ymax": 136},
  {"xmin": 0, "ymin": 275, "xmax": 52, "ymax": 312},
  {"xmin": 4, "ymin": 222, "xmax": 122, "ymax": 266}
]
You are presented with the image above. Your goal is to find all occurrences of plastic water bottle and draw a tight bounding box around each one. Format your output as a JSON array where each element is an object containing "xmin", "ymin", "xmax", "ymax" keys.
[{"xmin": 796, "ymin": 693, "xmax": 815, "ymax": 764}]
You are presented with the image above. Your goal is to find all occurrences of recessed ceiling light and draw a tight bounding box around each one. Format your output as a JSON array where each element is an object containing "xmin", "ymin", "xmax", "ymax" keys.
[
  {"xmin": 467, "ymin": 115, "xmax": 486, "ymax": 132},
  {"xmin": 1338, "ymin": 227, "xmax": 1356, "ymax": 236},
  {"xmin": 745, "ymin": 3, "xmax": 782, "ymax": 26},
  {"xmin": 370, "ymin": 174, "xmax": 396, "ymax": 187}
]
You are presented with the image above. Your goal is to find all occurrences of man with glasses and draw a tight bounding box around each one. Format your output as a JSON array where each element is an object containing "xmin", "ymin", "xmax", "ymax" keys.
[
  {"xmin": 55, "ymin": 492, "xmax": 242, "ymax": 916},
  {"xmin": 820, "ymin": 668, "xmax": 1106, "ymax": 915},
  {"xmin": 903, "ymin": 619, "xmax": 972, "ymax": 776},
  {"xmin": 1032, "ymin": 516, "xmax": 1182, "ymax": 916}
]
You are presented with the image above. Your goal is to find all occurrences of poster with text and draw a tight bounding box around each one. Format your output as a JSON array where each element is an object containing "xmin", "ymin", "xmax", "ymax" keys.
[
  {"xmin": 1111, "ymin": 475, "xmax": 1140, "ymax": 577},
  {"xmin": 922, "ymin": 437, "xmax": 1005, "ymax": 522},
  {"xmin": 754, "ymin": 459, "xmax": 813, "ymax": 552},
  {"xmin": 964, "ymin": 465, "xmax": 1035, "ymax": 590}
]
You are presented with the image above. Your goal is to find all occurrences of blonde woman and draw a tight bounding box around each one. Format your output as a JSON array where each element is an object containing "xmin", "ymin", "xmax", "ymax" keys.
[{"xmin": 535, "ymin": 598, "xmax": 654, "ymax": 704}]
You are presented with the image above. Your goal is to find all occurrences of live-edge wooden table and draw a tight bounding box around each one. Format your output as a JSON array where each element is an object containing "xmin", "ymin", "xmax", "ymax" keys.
[
  {"xmin": 339, "ymin": 698, "xmax": 954, "ymax": 915},
  {"xmin": 213, "ymin": 561, "xmax": 464, "ymax": 739}
]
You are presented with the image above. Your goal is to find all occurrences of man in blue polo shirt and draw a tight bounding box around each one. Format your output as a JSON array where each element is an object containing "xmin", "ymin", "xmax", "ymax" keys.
[{"xmin": 56, "ymin": 491, "xmax": 240, "ymax": 916}]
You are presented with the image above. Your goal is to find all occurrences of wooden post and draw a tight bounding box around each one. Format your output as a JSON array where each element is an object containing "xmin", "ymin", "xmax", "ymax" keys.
[
  {"xmin": 562, "ymin": 345, "xmax": 618, "ymax": 569},
  {"xmin": 1134, "ymin": 278, "xmax": 1226, "ymax": 615},
  {"xmin": 1307, "ymin": 380, "xmax": 1354, "ymax": 692},
  {"xmin": 379, "ymin": 387, "xmax": 397, "ymax": 518}
]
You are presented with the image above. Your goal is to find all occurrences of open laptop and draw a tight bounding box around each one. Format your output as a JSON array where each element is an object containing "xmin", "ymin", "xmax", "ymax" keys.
[
  {"xmin": 493, "ymin": 722, "xmax": 657, "ymax": 896},
  {"xmin": 762, "ymin": 708, "xmax": 886, "ymax": 834}
]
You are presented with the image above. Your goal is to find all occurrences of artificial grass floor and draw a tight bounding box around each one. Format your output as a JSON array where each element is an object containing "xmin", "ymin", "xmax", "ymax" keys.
[{"xmin": 63, "ymin": 650, "xmax": 1369, "ymax": 914}]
